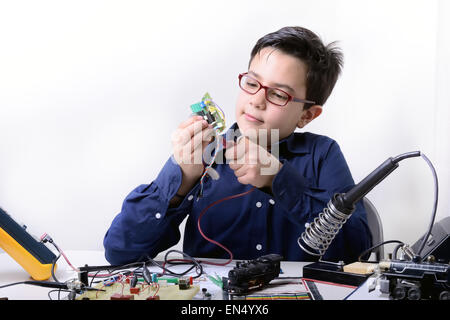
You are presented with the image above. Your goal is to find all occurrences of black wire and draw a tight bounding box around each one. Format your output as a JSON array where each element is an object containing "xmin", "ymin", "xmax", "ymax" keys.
[
  {"xmin": 358, "ymin": 240, "xmax": 405, "ymax": 262},
  {"xmin": 163, "ymin": 249, "xmax": 204, "ymax": 278},
  {"xmin": 48, "ymin": 289, "xmax": 71, "ymax": 300},
  {"xmin": 82, "ymin": 249, "xmax": 207, "ymax": 290},
  {"xmin": 0, "ymin": 281, "xmax": 28, "ymax": 289},
  {"xmin": 86, "ymin": 250, "xmax": 205, "ymax": 288},
  {"xmin": 51, "ymin": 253, "xmax": 61, "ymax": 283},
  {"xmin": 1, "ymin": 248, "xmax": 202, "ymax": 299},
  {"xmin": 358, "ymin": 153, "xmax": 439, "ymax": 262},
  {"xmin": 416, "ymin": 153, "xmax": 439, "ymax": 257},
  {"xmin": 89, "ymin": 270, "xmax": 102, "ymax": 287},
  {"xmin": 88, "ymin": 269, "xmax": 131, "ymax": 287},
  {"xmin": 47, "ymin": 289, "xmax": 58, "ymax": 300},
  {"xmin": 44, "ymin": 239, "xmax": 63, "ymax": 283},
  {"xmin": 392, "ymin": 243, "xmax": 404, "ymax": 260},
  {"xmin": 0, "ymin": 280, "xmax": 69, "ymax": 298},
  {"xmin": 140, "ymin": 251, "xmax": 203, "ymax": 278},
  {"xmin": 392, "ymin": 151, "xmax": 421, "ymax": 163}
]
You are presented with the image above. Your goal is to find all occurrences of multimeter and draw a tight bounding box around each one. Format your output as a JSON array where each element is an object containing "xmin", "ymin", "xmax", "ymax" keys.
[{"xmin": 0, "ymin": 207, "xmax": 57, "ymax": 280}]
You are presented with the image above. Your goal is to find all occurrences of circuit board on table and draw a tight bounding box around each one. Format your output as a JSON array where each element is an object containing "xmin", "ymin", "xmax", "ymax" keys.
[{"xmin": 76, "ymin": 277, "xmax": 199, "ymax": 300}]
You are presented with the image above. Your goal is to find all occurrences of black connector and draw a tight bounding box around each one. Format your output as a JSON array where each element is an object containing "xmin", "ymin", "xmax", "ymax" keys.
[
  {"xmin": 142, "ymin": 265, "xmax": 152, "ymax": 284},
  {"xmin": 130, "ymin": 274, "xmax": 138, "ymax": 288}
]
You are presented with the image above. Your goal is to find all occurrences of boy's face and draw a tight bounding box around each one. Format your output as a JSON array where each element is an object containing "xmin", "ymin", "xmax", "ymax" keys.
[{"xmin": 235, "ymin": 47, "xmax": 322, "ymax": 145}]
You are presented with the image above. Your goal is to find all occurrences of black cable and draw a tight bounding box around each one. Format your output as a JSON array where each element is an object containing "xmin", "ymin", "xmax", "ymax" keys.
[
  {"xmin": 0, "ymin": 280, "xmax": 67, "ymax": 291},
  {"xmin": 358, "ymin": 240, "xmax": 405, "ymax": 262},
  {"xmin": 51, "ymin": 253, "xmax": 61, "ymax": 283},
  {"xmin": 163, "ymin": 249, "xmax": 204, "ymax": 278},
  {"xmin": 48, "ymin": 289, "xmax": 71, "ymax": 300},
  {"xmin": 89, "ymin": 270, "xmax": 102, "ymax": 287},
  {"xmin": 85, "ymin": 256, "xmax": 189, "ymax": 288},
  {"xmin": 141, "ymin": 251, "xmax": 203, "ymax": 278},
  {"xmin": 392, "ymin": 243, "xmax": 404, "ymax": 260},
  {"xmin": 82, "ymin": 250, "xmax": 206, "ymax": 291},
  {"xmin": 87, "ymin": 268, "xmax": 133, "ymax": 287},
  {"xmin": 357, "ymin": 152, "xmax": 439, "ymax": 263},
  {"xmin": 416, "ymin": 153, "xmax": 439, "ymax": 257},
  {"xmin": 0, "ymin": 281, "xmax": 28, "ymax": 289},
  {"xmin": 392, "ymin": 151, "xmax": 421, "ymax": 163},
  {"xmin": 43, "ymin": 236, "xmax": 63, "ymax": 283}
]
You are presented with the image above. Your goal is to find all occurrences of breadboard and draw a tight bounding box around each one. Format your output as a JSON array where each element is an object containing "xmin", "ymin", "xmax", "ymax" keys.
[{"xmin": 77, "ymin": 282, "xmax": 199, "ymax": 300}]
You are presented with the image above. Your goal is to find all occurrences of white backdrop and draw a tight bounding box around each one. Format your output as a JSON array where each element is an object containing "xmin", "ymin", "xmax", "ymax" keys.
[{"xmin": 0, "ymin": 0, "xmax": 449, "ymax": 257}]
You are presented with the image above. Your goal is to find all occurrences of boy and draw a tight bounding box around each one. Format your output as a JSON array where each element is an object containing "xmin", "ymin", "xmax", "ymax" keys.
[{"xmin": 103, "ymin": 26, "xmax": 372, "ymax": 265}]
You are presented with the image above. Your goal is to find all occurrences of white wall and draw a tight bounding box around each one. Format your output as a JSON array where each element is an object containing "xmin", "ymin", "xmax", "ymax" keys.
[
  {"xmin": 435, "ymin": 0, "xmax": 450, "ymax": 234},
  {"xmin": 0, "ymin": 0, "xmax": 448, "ymax": 257}
]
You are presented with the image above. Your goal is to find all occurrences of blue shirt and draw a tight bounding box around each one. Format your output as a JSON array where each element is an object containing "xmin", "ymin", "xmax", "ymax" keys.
[{"xmin": 103, "ymin": 123, "xmax": 372, "ymax": 265}]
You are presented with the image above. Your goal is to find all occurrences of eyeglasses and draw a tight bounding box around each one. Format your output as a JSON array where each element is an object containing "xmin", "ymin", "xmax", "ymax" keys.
[{"xmin": 238, "ymin": 73, "xmax": 315, "ymax": 107}]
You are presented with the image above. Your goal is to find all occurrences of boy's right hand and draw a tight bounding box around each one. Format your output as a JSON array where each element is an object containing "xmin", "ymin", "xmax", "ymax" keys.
[{"xmin": 171, "ymin": 115, "xmax": 214, "ymax": 186}]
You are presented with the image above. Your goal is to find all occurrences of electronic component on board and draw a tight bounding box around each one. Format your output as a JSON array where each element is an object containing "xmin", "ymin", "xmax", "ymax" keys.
[
  {"xmin": 178, "ymin": 276, "xmax": 192, "ymax": 290},
  {"xmin": 130, "ymin": 274, "xmax": 138, "ymax": 288},
  {"xmin": 142, "ymin": 265, "xmax": 152, "ymax": 284},
  {"xmin": 129, "ymin": 287, "xmax": 140, "ymax": 294},
  {"xmin": 110, "ymin": 293, "xmax": 134, "ymax": 300},
  {"xmin": 190, "ymin": 92, "xmax": 226, "ymax": 134},
  {"xmin": 191, "ymin": 93, "xmax": 227, "ymax": 194}
]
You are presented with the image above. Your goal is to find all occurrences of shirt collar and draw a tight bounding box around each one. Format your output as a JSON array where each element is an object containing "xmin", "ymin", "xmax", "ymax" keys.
[{"xmin": 225, "ymin": 123, "xmax": 311, "ymax": 155}]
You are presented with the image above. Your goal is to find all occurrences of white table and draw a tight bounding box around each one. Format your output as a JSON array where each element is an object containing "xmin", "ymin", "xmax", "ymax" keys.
[
  {"xmin": 0, "ymin": 250, "xmax": 109, "ymax": 300},
  {"xmin": 0, "ymin": 250, "xmax": 386, "ymax": 300}
]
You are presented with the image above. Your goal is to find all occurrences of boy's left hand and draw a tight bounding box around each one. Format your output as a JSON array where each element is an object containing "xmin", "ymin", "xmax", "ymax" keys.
[{"xmin": 225, "ymin": 136, "xmax": 282, "ymax": 189}]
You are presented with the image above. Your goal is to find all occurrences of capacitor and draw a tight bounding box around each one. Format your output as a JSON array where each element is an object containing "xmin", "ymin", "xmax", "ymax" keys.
[
  {"xmin": 142, "ymin": 266, "xmax": 152, "ymax": 284},
  {"xmin": 178, "ymin": 276, "xmax": 190, "ymax": 290},
  {"xmin": 130, "ymin": 274, "xmax": 138, "ymax": 288}
]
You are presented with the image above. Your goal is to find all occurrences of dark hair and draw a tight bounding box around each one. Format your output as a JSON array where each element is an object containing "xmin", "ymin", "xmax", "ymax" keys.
[{"xmin": 250, "ymin": 26, "xmax": 343, "ymax": 109}]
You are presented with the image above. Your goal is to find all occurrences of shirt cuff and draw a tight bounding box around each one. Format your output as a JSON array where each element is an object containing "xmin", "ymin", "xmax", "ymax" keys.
[
  {"xmin": 151, "ymin": 155, "xmax": 184, "ymax": 202},
  {"xmin": 152, "ymin": 155, "xmax": 200, "ymax": 211}
]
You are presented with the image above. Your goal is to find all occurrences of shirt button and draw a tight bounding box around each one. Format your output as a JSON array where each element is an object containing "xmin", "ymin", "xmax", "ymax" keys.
[
  {"xmin": 256, "ymin": 201, "xmax": 262, "ymax": 208},
  {"xmin": 269, "ymin": 199, "xmax": 275, "ymax": 205},
  {"xmin": 256, "ymin": 244, "xmax": 262, "ymax": 251},
  {"xmin": 155, "ymin": 213, "xmax": 161, "ymax": 219},
  {"xmin": 188, "ymin": 195, "xmax": 194, "ymax": 201}
]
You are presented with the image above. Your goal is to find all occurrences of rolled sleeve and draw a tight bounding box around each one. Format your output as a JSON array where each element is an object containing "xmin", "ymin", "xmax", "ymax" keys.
[{"xmin": 103, "ymin": 156, "xmax": 193, "ymax": 264}]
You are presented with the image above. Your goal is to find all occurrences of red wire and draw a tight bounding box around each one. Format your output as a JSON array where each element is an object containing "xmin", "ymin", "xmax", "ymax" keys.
[
  {"xmin": 196, "ymin": 186, "xmax": 256, "ymax": 266},
  {"xmin": 162, "ymin": 187, "xmax": 256, "ymax": 270},
  {"xmin": 153, "ymin": 283, "xmax": 160, "ymax": 297},
  {"xmin": 93, "ymin": 187, "xmax": 256, "ymax": 298}
]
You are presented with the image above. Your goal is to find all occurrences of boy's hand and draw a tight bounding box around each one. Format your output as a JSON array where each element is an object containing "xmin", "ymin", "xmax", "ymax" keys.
[
  {"xmin": 171, "ymin": 115, "xmax": 213, "ymax": 186},
  {"xmin": 225, "ymin": 136, "xmax": 282, "ymax": 189}
]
